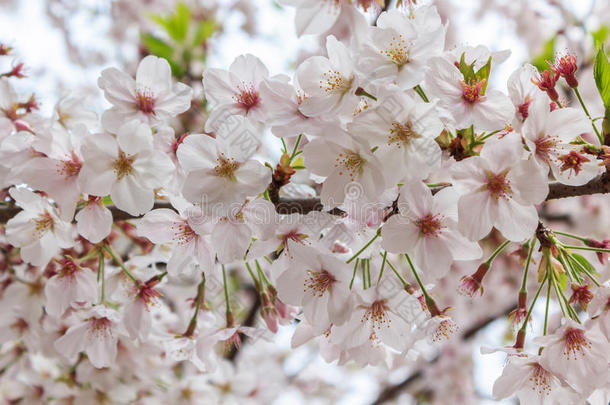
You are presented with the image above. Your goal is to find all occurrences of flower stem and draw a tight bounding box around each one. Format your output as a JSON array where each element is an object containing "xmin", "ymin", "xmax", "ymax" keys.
[
  {"xmin": 574, "ymin": 87, "xmax": 603, "ymax": 144},
  {"xmin": 413, "ymin": 85, "xmax": 429, "ymax": 102},
  {"xmin": 552, "ymin": 230, "xmax": 589, "ymax": 243},
  {"xmin": 346, "ymin": 230, "xmax": 380, "ymax": 264},
  {"xmin": 349, "ymin": 258, "xmax": 359, "ymax": 290},
  {"xmin": 519, "ymin": 272, "xmax": 548, "ymax": 332},
  {"xmin": 520, "ymin": 238, "xmax": 536, "ymax": 292},
  {"xmin": 184, "ymin": 272, "xmax": 206, "ymax": 337},
  {"xmin": 222, "ymin": 265, "xmax": 231, "ymax": 317},
  {"xmin": 377, "ymin": 251, "xmax": 388, "ymax": 284},
  {"xmin": 289, "ymin": 134, "xmax": 303, "ymax": 163},
  {"xmin": 245, "ymin": 262, "xmax": 261, "ymax": 291},
  {"xmin": 104, "ymin": 244, "xmax": 138, "ymax": 284},
  {"xmin": 405, "ymin": 253, "xmax": 431, "ymax": 302},
  {"xmin": 382, "ymin": 254, "xmax": 410, "ymax": 289},
  {"xmin": 563, "ymin": 245, "xmax": 610, "ymax": 253},
  {"xmin": 543, "ymin": 280, "xmax": 552, "ymax": 336},
  {"xmin": 98, "ymin": 250, "xmax": 105, "ymax": 304},
  {"xmin": 485, "ymin": 240, "xmax": 511, "ymax": 266}
]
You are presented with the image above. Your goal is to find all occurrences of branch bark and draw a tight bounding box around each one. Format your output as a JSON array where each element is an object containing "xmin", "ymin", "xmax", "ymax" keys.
[{"xmin": 0, "ymin": 172, "xmax": 608, "ymax": 224}]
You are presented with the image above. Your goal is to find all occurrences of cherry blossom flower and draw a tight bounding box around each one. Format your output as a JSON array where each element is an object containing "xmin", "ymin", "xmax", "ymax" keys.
[
  {"xmin": 381, "ymin": 181, "xmax": 482, "ymax": 281},
  {"xmin": 44, "ymin": 258, "xmax": 98, "ymax": 318},
  {"xmin": 54, "ymin": 306, "xmax": 121, "ymax": 369},
  {"xmin": 122, "ymin": 281, "xmax": 162, "ymax": 341},
  {"xmin": 19, "ymin": 124, "xmax": 87, "ymax": 220},
  {"xmin": 53, "ymin": 94, "xmax": 98, "ymax": 131},
  {"xmin": 296, "ymin": 35, "xmax": 360, "ymax": 118},
  {"xmin": 331, "ymin": 285, "xmax": 423, "ymax": 352},
  {"xmin": 507, "ymin": 63, "xmax": 541, "ymax": 128},
  {"xmin": 258, "ymin": 75, "xmax": 333, "ymax": 138},
  {"xmin": 303, "ymin": 133, "xmax": 386, "ymax": 209},
  {"xmin": 522, "ymin": 96, "xmax": 600, "ymax": 186},
  {"xmin": 358, "ymin": 6, "xmax": 445, "ymax": 89},
  {"xmin": 275, "ymin": 245, "xmax": 353, "ymax": 333},
  {"xmin": 75, "ymin": 196, "xmax": 113, "ymax": 243},
  {"xmin": 279, "ymin": 0, "xmax": 346, "ymax": 37},
  {"xmin": 79, "ymin": 121, "xmax": 174, "ymax": 216},
  {"xmin": 203, "ymin": 54, "xmax": 270, "ymax": 131},
  {"xmin": 425, "ymin": 55, "xmax": 513, "ymax": 131},
  {"xmin": 98, "ymin": 55, "xmax": 193, "ymax": 133},
  {"xmin": 493, "ymin": 354, "xmax": 579, "ymax": 405},
  {"xmin": 5, "ymin": 187, "xmax": 74, "ymax": 267},
  {"xmin": 450, "ymin": 132, "xmax": 548, "ymax": 241},
  {"xmin": 137, "ymin": 205, "xmax": 215, "ymax": 278},
  {"xmin": 348, "ymin": 89, "xmax": 442, "ymax": 185},
  {"xmin": 177, "ymin": 117, "xmax": 269, "ymax": 215},
  {"xmin": 536, "ymin": 319, "xmax": 610, "ymax": 394}
]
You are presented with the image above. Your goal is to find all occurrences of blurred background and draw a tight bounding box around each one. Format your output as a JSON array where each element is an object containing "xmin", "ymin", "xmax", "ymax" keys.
[{"xmin": 0, "ymin": 0, "xmax": 608, "ymax": 404}]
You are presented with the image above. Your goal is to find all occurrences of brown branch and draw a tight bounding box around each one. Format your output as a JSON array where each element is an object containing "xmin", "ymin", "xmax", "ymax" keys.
[
  {"xmin": 546, "ymin": 171, "xmax": 610, "ymax": 200},
  {"xmin": 0, "ymin": 172, "xmax": 608, "ymax": 224}
]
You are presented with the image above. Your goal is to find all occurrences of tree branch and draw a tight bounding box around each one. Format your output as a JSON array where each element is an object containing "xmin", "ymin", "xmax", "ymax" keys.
[{"xmin": 0, "ymin": 172, "xmax": 608, "ymax": 224}]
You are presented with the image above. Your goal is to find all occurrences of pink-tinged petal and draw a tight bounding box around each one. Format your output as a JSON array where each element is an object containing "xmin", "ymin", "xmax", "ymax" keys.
[
  {"xmin": 494, "ymin": 199, "xmax": 538, "ymax": 242},
  {"xmin": 546, "ymin": 107, "xmax": 590, "ymax": 143},
  {"xmin": 117, "ymin": 121, "xmax": 153, "ymax": 155},
  {"xmin": 176, "ymin": 134, "xmax": 217, "ymax": 172},
  {"xmin": 123, "ymin": 299, "xmax": 151, "ymax": 341},
  {"xmin": 469, "ymin": 90, "xmax": 513, "ymax": 132},
  {"xmin": 136, "ymin": 208, "xmax": 183, "ymax": 243},
  {"xmin": 450, "ymin": 156, "xmax": 487, "ymax": 194},
  {"xmin": 381, "ymin": 214, "xmax": 419, "ymax": 254},
  {"xmin": 320, "ymin": 169, "xmax": 348, "ymax": 208},
  {"xmin": 241, "ymin": 198, "xmax": 278, "ymax": 240},
  {"xmin": 54, "ymin": 322, "xmax": 89, "ymax": 363},
  {"xmin": 416, "ymin": 237, "xmax": 452, "ymax": 281},
  {"xmin": 458, "ymin": 191, "xmax": 494, "ymax": 241},
  {"xmin": 212, "ymin": 220, "xmax": 252, "ymax": 264},
  {"xmin": 510, "ymin": 157, "xmax": 549, "ymax": 204},
  {"xmin": 479, "ymin": 131, "xmax": 523, "ymax": 172},
  {"xmin": 492, "ymin": 359, "xmax": 532, "ymax": 400},
  {"xmin": 293, "ymin": 1, "xmax": 340, "ymax": 36},
  {"xmin": 202, "ymin": 67, "xmax": 238, "ymax": 106},
  {"xmin": 135, "ymin": 55, "xmax": 172, "ymax": 96},
  {"xmin": 21, "ymin": 234, "xmax": 59, "ymax": 267},
  {"xmin": 85, "ymin": 325, "xmax": 117, "ymax": 369},
  {"xmin": 111, "ymin": 176, "xmax": 154, "ymax": 216},
  {"xmin": 156, "ymin": 81, "xmax": 192, "ymax": 116},
  {"xmin": 303, "ymin": 138, "xmax": 342, "ymax": 176},
  {"xmin": 76, "ymin": 202, "xmax": 112, "ymax": 244},
  {"xmin": 229, "ymin": 54, "xmax": 269, "ymax": 85},
  {"xmin": 441, "ymin": 229, "xmax": 482, "ymax": 261},
  {"xmin": 398, "ymin": 181, "xmax": 433, "ymax": 218},
  {"xmin": 98, "ymin": 67, "xmax": 136, "ymax": 108}
]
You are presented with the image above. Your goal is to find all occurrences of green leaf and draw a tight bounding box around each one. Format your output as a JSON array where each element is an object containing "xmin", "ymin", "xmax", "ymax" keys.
[
  {"xmin": 592, "ymin": 25, "xmax": 609, "ymax": 48},
  {"xmin": 531, "ymin": 36, "xmax": 556, "ymax": 72},
  {"xmin": 594, "ymin": 47, "xmax": 610, "ymax": 108},
  {"xmin": 193, "ymin": 19, "xmax": 216, "ymax": 46},
  {"xmin": 458, "ymin": 53, "xmax": 476, "ymax": 83},
  {"xmin": 141, "ymin": 33, "xmax": 174, "ymax": 60},
  {"xmin": 101, "ymin": 195, "xmax": 114, "ymax": 206},
  {"xmin": 558, "ymin": 271, "xmax": 567, "ymax": 290},
  {"xmin": 475, "ymin": 56, "xmax": 492, "ymax": 93},
  {"xmin": 151, "ymin": 2, "xmax": 191, "ymax": 43},
  {"xmin": 572, "ymin": 253, "xmax": 599, "ymax": 276},
  {"xmin": 291, "ymin": 156, "xmax": 304, "ymax": 168}
]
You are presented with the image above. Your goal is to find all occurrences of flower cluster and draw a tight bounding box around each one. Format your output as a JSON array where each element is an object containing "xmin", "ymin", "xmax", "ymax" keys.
[{"xmin": 0, "ymin": 1, "xmax": 609, "ymax": 404}]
